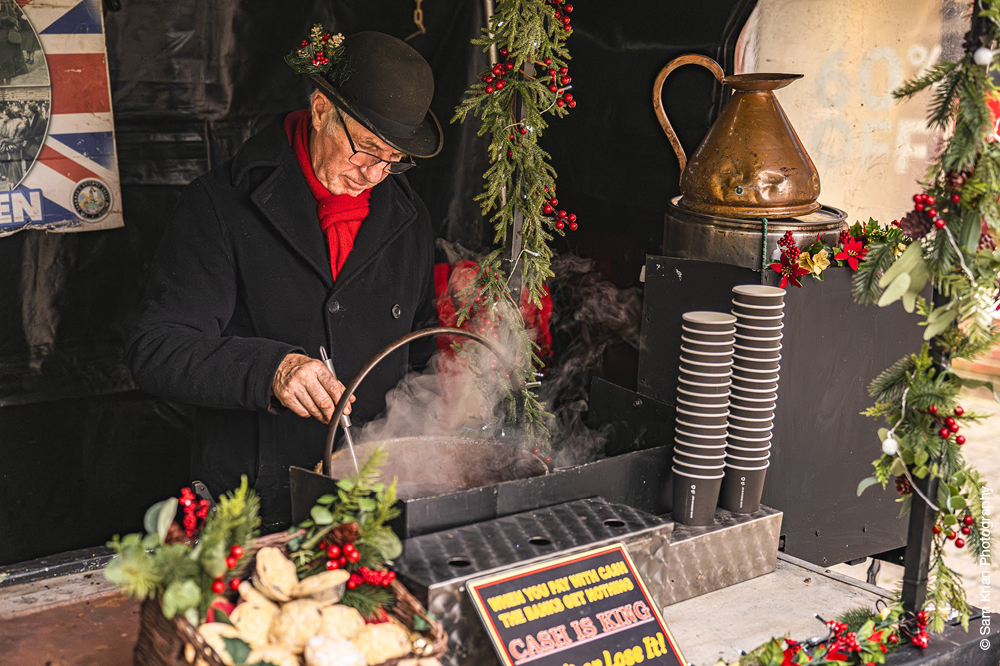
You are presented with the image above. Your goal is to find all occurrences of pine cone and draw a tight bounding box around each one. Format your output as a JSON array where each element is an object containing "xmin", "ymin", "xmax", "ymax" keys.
[
  {"xmin": 899, "ymin": 209, "xmax": 932, "ymax": 240},
  {"xmin": 979, "ymin": 231, "xmax": 997, "ymax": 251},
  {"xmin": 330, "ymin": 521, "xmax": 361, "ymax": 545},
  {"xmin": 164, "ymin": 522, "xmax": 191, "ymax": 545},
  {"xmin": 945, "ymin": 170, "xmax": 969, "ymax": 190},
  {"xmin": 894, "ymin": 475, "xmax": 912, "ymax": 496}
]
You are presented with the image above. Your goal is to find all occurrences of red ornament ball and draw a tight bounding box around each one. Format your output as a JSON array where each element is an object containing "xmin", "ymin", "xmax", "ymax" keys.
[
  {"xmin": 230, "ymin": 545, "xmax": 243, "ymax": 559},
  {"xmin": 564, "ymin": 24, "xmax": 571, "ymax": 32},
  {"xmin": 914, "ymin": 203, "xmax": 924, "ymax": 212},
  {"xmin": 561, "ymin": 76, "xmax": 572, "ymax": 85},
  {"xmin": 939, "ymin": 427, "xmax": 951, "ymax": 439},
  {"xmin": 211, "ymin": 579, "xmax": 226, "ymax": 594},
  {"xmin": 955, "ymin": 538, "xmax": 965, "ymax": 548},
  {"xmin": 559, "ymin": 66, "xmax": 568, "ymax": 75},
  {"xmin": 926, "ymin": 208, "xmax": 938, "ymax": 218},
  {"xmin": 951, "ymin": 193, "xmax": 961, "ymax": 203},
  {"xmin": 326, "ymin": 559, "xmax": 339, "ymax": 570},
  {"xmin": 950, "ymin": 424, "xmax": 960, "ymax": 433},
  {"xmin": 565, "ymin": 93, "xmax": 574, "ymax": 102},
  {"xmin": 229, "ymin": 577, "xmax": 241, "ymax": 591},
  {"xmin": 964, "ymin": 515, "xmax": 975, "ymax": 525},
  {"xmin": 926, "ymin": 194, "xmax": 936, "ymax": 205},
  {"xmin": 929, "ymin": 405, "xmax": 938, "ymax": 415},
  {"xmin": 955, "ymin": 406, "xmax": 964, "ymax": 416},
  {"xmin": 888, "ymin": 634, "xmax": 898, "ymax": 645},
  {"xmin": 327, "ymin": 544, "xmax": 341, "ymax": 559},
  {"xmin": 532, "ymin": 447, "xmax": 541, "ymax": 455},
  {"xmin": 569, "ymin": 222, "xmax": 578, "ymax": 231},
  {"xmin": 956, "ymin": 435, "xmax": 966, "ymax": 445},
  {"xmin": 549, "ymin": 84, "xmax": 558, "ymax": 93},
  {"xmin": 935, "ymin": 218, "xmax": 946, "ymax": 229}
]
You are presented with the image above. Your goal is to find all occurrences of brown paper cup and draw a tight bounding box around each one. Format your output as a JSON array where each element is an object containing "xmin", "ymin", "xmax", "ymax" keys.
[
  {"xmin": 672, "ymin": 467, "xmax": 724, "ymax": 526},
  {"xmin": 719, "ymin": 465, "xmax": 769, "ymax": 513}
]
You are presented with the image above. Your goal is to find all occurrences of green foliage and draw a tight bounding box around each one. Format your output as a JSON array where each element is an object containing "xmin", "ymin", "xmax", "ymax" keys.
[
  {"xmin": 284, "ymin": 25, "xmax": 349, "ymax": 83},
  {"xmin": 341, "ymin": 584, "xmax": 396, "ymax": 620},
  {"xmin": 104, "ymin": 477, "xmax": 261, "ymax": 623}
]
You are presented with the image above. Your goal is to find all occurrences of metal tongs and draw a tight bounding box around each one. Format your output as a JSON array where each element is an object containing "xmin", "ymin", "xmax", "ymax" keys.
[{"xmin": 319, "ymin": 347, "xmax": 359, "ymax": 474}]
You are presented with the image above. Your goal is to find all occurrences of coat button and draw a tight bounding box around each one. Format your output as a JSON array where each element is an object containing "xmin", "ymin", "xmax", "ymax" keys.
[
  {"xmin": 327, "ymin": 300, "xmax": 340, "ymax": 314},
  {"xmin": 391, "ymin": 304, "xmax": 402, "ymax": 319}
]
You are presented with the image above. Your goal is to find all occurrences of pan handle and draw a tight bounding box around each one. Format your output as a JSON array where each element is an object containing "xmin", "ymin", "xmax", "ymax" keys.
[{"xmin": 323, "ymin": 326, "xmax": 526, "ymax": 476}]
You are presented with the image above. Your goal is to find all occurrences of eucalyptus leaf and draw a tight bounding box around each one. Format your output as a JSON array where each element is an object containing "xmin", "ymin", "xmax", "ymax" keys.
[
  {"xmin": 890, "ymin": 457, "xmax": 907, "ymax": 476},
  {"xmin": 950, "ymin": 496, "xmax": 967, "ymax": 510},
  {"xmin": 311, "ymin": 505, "xmax": 334, "ymax": 525},
  {"xmin": 337, "ymin": 478, "xmax": 356, "ymax": 491},
  {"xmin": 316, "ymin": 494, "xmax": 336, "ymax": 505},
  {"xmin": 877, "ymin": 272, "xmax": 911, "ymax": 307},
  {"xmin": 914, "ymin": 449, "xmax": 929, "ymax": 466},
  {"xmin": 161, "ymin": 579, "xmax": 201, "ymax": 620},
  {"xmin": 923, "ymin": 308, "xmax": 958, "ymax": 340},
  {"xmin": 287, "ymin": 536, "xmax": 304, "ymax": 551},
  {"xmin": 877, "ymin": 428, "xmax": 889, "ymax": 442},
  {"xmin": 857, "ymin": 476, "xmax": 881, "ymax": 496},
  {"xmin": 943, "ymin": 514, "xmax": 959, "ymax": 525},
  {"xmin": 357, "ymin": 497, "xmax": 377, "ymax": 512},
  {"xmin": 143, "ymin": 499, "xmax": 178, "ymax": 544},
  {"xmin": 878, "ymin": 242, "xmax": 922, "ymax": 288}
]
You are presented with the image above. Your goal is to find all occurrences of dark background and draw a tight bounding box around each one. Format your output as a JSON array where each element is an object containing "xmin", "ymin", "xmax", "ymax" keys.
[{"xmin": 0, "ymin": 0, "xmax": 755, "ymax": 565}]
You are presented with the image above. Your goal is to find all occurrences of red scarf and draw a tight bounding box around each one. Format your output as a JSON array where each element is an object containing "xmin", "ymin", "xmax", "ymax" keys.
[{"xmin": 285, "ymin": 109, "xmax": 371, "ymax": 281}]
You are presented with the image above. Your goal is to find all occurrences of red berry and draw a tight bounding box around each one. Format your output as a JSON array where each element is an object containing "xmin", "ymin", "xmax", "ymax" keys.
[
  {"xmin": 946, "ymin": 417, "xmax": 957, "ymax": 428},
  {"xmin": 564, "ymin": 93, "xmax": 574, "ymax": 102},
  {"xmin": 338, "ymin": 556, "xmax": 348, "ymax": 567},
  {"xmin": 559, "ymin": 66, "xmax": 568, "ymax": 75},
  {"xmin": 564, "ymin": 24, "xmax": 571, "ymax": 32},
  {"xmin": 509, "ymin": 133, "xmax": 515, "ymax": 141},
  {"xmin": 485, "ymin": 85, "xmax": 494, "ymax": 94},
  {"xmin": 548, "ymin": 69, "xmax": 557, "ymax": 77},
  {"xmin": 506, "ymin": 62, "xmax": 514, "ymax": 71},
  {"xmin": 558, "ymin": 209, "xmax": 568, "ymax": 218},
  {"xmin": 926, "ymin": 195, "xmax": 936, "ymax": 205},
  {"xmin": 956, "ymin": 435, "xmax": 966, "ymax": 445},
  {"xmin": 950, "ymin": 424, "xmax": 960, "ymax": 433},
  {"xmin": 496, "ymin": 80, "xmax": 506, "ymax": 90},
  {"xmin": 543, "ymin": 204, "xmax": 553, "ymax": 214},
  {"xmin": 568, "ymin": 213, "xmax": 577, "ymax": 222},
  {"xmin": 888, "ymin": 634, "xmax": 898, "ymax": 645},
  {"xmin": 532, "ymin": 447, "xmax": 541, "ymax": 454},
  {"xmin": 955, "ymin": 538, "xmax": 965, "ymax": 548},
  {"xmin": 225, "ymin": 556, "xmax": 238, "ymax": 569},
  {"xmin": 913, "ymin": 194, "xmax": 922, "ymax": 203},
  {"xmin": 561, "ymin": 76, "xmax": 571, "ymax": 85},
  {"xmin": 387, "ymin": 571, "xmax": 396, "ymax": 582},
  {"xmin": 230, "ymin": 545, "xmax": 243, "ymax": 559},
  {"xmin": 933, "ymin": 525, "xmax": 942, "ymax": 534},
  {"xmin": 568, "ymin": 100, "xmax": 576, "ymax": 108},
  {"xmin": 962, "ymin": 526, "xmax": 971, "ymax": 535},
  {"xmin": 347, "ymin": 579, "xmax": 358, "ymax": 590},
  {"xmin": 211, "ymin": 579, "xmax": 225, "ymax": 594},
  {"xmin": 929, "ymin": 405, "xmax": 938, "ymax": 415},
  {"xmin": 347, "ymin": 550, "xmax": 360, "ymax": 563},
  {"xmin": 549, "ymin": 84, "xmax": 558, "ymax": 92},
  {"xmin": 326, "ymin": 559, "xmax": 339, "ymax": 570},
  {"xmin": 550, "ymin": 198, "xmax": 558, "ymax": 206},
  {"xmin": 556, "ymin": 99, "xmax": 565, "ymax": 107},
  {"xmin": 327, "ymin": 544, "xmax": 341, "ymax": 559},
  {"xmin": 940, "ymin": 428, "xmax": 951, "ymax": 439},
  {"xmin": 569, "ymin": 222, "xmax": 578, "ymax": 231},
  {"xmin": 229, "ymin": 577, "xmax": 241, "ymax": 591},
  {"xmin": 565, "ymin": 3, "xmax": 573, "ymax": 10},
  {"xmin": 964, "ymin": 515, "xmax": 975, "ymax": 525},
  {"xmin": 927, "ymin": 208, "xmax": 938, "ymax": 218},
  {"xmin": 947, "ymin": 530, "xmax": 956, "ymax": 540},
  {"xmin": 519, "ymin": 127, "xmax": 528, "ymax": 135},
  {"xmin": 555, "ymin": 220, "xmax": 565, "ymax": 230},
  {"xmin": 507, "ymin": 149, "xmax": 513, "ymax": 158},
  {"xmin": 951, "ymin": 194, "xmax": 961, "ymax": 203},
  {"xmin": 343, "ymin": 543, "xmax": 355, "ymax": 554},
  {"xmin": 955, "ymin": 406, "xmax": 964, "ymax": 416},
  {"xmin": 544, "ymin": 57, "xmax": 552, "ymax": 65},
  {"xmin": 500, "ymin": 47, "xmax": 508, "ymax": 57},
  {"xmin": 914, "ymin": 203, "xmax": 924, "ymax": 212}
]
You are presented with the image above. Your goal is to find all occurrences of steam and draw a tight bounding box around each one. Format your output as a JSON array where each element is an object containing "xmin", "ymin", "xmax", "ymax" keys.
[{"xmin": 335, "ymin": 242, "xmax": 642, "ymax": 490}]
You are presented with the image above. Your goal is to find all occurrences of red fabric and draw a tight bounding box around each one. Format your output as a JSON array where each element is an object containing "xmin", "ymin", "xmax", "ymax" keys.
[{"xmin": 285, "ymin": 110, "xmax": 371, "ymax": 280}]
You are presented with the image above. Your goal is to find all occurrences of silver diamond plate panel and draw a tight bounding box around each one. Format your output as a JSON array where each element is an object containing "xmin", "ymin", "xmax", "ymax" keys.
[{"xmin": 394, "ymin": 499, "xmax": 781, "ymax": 665}]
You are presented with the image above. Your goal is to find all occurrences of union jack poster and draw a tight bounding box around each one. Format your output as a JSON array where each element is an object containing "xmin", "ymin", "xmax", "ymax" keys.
[{"xmin": 0, "ymin": 0, "xmax": 121, "ymax": 236}]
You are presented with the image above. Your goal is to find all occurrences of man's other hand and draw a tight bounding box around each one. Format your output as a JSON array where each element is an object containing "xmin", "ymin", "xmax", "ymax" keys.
[{"xmin": 272, "ymin": 353, "xmax": 355, "ymax": 423}]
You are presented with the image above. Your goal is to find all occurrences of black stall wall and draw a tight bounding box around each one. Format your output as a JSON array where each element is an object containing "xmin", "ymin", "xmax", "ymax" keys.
[{"xmin": 0, "ymin": 0, "xmax": 753, "ymax": 565}]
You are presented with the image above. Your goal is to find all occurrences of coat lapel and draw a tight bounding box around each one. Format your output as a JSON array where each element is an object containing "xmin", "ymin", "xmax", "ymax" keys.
[
  {"xmin": 332, "ymin": 176, "xmax": 417, "ymax": 294},
  {"xmin": 247, "ymin": 125, "xmax": 334, "ymax": 289}
]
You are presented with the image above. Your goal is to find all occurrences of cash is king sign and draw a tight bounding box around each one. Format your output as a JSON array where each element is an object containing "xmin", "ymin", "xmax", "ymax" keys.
[{"xmin": 466, "ymin": 544, "xmax": 687, "ymax": 666}]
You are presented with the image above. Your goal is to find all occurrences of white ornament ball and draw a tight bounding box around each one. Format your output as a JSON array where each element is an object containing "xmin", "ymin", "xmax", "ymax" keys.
[
  {"xmin": 771, "ymin": 247, "xmax": 783, "ymax": 261},
  {"xmin": 974, "ymin": 47, "xmax": 993, "ymax": 66},
  {"xmin": 882, "ymin": 434, "xmax": 899, "ymax": 456}
]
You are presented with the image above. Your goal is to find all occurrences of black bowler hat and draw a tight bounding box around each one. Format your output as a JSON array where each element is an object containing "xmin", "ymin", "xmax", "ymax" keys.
[{"xmin": 310, "ymin": 32, "xmax": 443, "ymax": 159}]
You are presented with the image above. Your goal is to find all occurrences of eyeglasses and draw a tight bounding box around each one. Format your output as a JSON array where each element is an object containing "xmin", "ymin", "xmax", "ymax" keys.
[{"xmin": 335, "ymin": 111, "xmax": 416, "ymax": 174}]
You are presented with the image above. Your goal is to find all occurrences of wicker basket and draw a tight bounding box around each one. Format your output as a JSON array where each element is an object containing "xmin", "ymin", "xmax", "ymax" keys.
[{"xmin": 133, "ymin": 531, "xmax": 447, "ymax": 666}]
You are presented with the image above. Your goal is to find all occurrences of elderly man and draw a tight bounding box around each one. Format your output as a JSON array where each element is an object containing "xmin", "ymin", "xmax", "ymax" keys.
[{"xmin": 128, "ymin": 32, "xmax": 442, "ymax": 526}]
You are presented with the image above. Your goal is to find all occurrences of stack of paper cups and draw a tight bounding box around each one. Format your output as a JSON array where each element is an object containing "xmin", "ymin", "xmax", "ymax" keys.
[
  {"xmin": 719, "ymin": 285, "xmax": 785, "ymax": 514},
  {"xmin": 673, "ymin": 311, "xmax": 736, "ymax": 526}
]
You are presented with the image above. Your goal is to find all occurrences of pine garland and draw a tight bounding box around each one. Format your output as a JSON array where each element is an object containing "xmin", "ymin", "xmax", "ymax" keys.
[
  {"xmin": 852, "ymin": 0, "xmax": 1000, "ymax": 634},
  {"xmin": 451, "ymin": 0, "xmax": 577, "ymax": 441}
]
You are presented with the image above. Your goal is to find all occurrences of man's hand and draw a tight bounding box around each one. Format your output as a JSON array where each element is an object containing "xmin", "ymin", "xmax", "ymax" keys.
[{"xmin": 272, "ymin": 353, "xmax": 355, "ymax": 423}]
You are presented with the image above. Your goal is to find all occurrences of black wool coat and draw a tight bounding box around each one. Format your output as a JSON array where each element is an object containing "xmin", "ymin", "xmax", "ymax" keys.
[{"xmin": 128, "ymin": 117, "xmax": 438, "ymax": 527}]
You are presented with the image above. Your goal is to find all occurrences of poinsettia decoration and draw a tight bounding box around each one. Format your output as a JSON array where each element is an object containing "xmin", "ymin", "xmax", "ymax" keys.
[
  {"xmin": 770, "ymin": 252, "xmax": 809, "ymax": 289},
  {"xmin": 836, "ymin": 236, "xmax": 869, "ymax": 271}
]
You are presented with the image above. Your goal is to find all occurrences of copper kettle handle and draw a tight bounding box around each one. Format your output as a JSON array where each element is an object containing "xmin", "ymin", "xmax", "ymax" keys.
[{"xmin": 652, "ymin": 54, "xmax": 726, "ymax": 181}]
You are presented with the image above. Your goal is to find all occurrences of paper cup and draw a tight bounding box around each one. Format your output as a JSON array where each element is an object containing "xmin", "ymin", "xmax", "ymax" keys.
[
  {"xmin": 682, "ymin": 311, "xmax": 738, "ymax": 332},
  {"xmin": 681, "ymin": 336, "xmax": 735, "ymax": 354},
  {"xmin": 736, "ymin": 321, "xmax": 785, "ymax": 334},
  {"xmin": 733, "ymin": 285, "xmax": 785, "ymax": 305},
  {"xmin": 725, "ymin": 459, "xmax": 771, "ymax": 471},
  {"xmin": 673, "ymin": 468, "xmax": 724, "ymax": 526},
  {"xmin": 734, "ymin": 342, "xmax": 782, "ymax": 355},
  {"xmin": 675, "ymin": 454, "xmax": 726, "ymax": 469},
  {"xmin": 678, "ymin": 377, "xmax": 732, "ymax": 394},
  {"xmin": 730, "ymin": 404, "xmax": 775, "ymax": 420},
  {"xmin": 675, "ymin": 408, "xmax": 729, "ymax": 426},
  {"xmin": 675, "ymin": 431, "xmax": 728, "ymax": 447},
  {"xmin": 731, "ymin": 377, "xmax": 779, "ymax": 393},
  {"xmin": 673, "ymin": 446, "xmax": 727, "ymax": 461},
  {"xmin": 676, "ymin": 397, "xmax": 731, "ymax": 413},
  {"xmin": 728, "ymin": 414, "xmax": 774, "ymax": 428},
  {"xmin": 726, "ymin": 441, "xmax": 772, "ymax": 454},
  {"xmin": 680, "ymin": 348, "xmax": 734, "ymax": 366},
  {"xmin": 734, "ymin": 312, "xmax": 785, "ymax": 324},
  {"xmin": 681, "ymin": 365, "xmax": 734, "ymax": 380},
  {"xmin": 729, "ymin": 425, "xmax": 774, "ymax": 440},
  {"xmin": 673, "ymin": 460, "xmax": 726, "ymax": 475},
  {"xmin": 732, "ymin": 354, "xmax": 781, "ymax": 370},
  {"xmin": 727, "ymin": 450, "xmax": 771, "ymax": 463},
  {"xmin": 734, "ymin": 333, "xmax": 783, "ymax": 349},
  {"xmin": 676, "ymin": 420, "xmax": 728, "ymax": 437},
  {"xmin": 681, "ymin": 324, "xmax": 737, "ymax": 339},
  {"xmin": 719, "ymin": 466, "xmax": 768, "ymax": 513},
  {"xmin": 728, "ymin": 432, "xmax": 772, "ymax": 445},
  {"xmin": 732, "ymin": 299, "xmax": 784, "ymax": 315},
  {"xmin": 676, "ymin": 388, "xmax": 731, "ymax": 405}
]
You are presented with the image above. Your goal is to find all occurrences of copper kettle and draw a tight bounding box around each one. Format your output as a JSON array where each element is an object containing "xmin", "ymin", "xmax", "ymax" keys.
[{"xmin": 653, "ymin": 54, "xmax": 820, "ymax": 219}]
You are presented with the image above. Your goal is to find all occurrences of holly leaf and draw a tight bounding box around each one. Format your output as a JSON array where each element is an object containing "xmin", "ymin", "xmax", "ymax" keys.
[
  {"xmin": 221, "ymin": 636, "xmax": 252, "ymax": 665},
  {"xmin": 858, "ymin": 619, "xmax": 876, "ymax": 641},
  {"xmin": 858, "ymin": 476, "xmax": 882, "ymax": 496},
  {"xmin": 412, "ymin": 612, "xmax": 435, "ymax": 632},
  {"xmin": 213, "ymin": 607, "xmax": 235, "ymax": 625},
  {"xmin": 311, "ymin": 505, "xmax": 334, "ymax": 526}
]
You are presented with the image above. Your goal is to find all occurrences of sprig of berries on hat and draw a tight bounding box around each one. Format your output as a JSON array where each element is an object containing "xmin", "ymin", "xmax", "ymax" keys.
[{"xmin": 285, "ymin": 24, "xmax": 350, "ymax": 83}]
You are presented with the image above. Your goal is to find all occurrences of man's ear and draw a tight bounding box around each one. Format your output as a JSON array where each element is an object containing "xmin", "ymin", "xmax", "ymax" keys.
[{"xmin": 311, "ymin": 93, "xmax": 332, "ymax": 132}]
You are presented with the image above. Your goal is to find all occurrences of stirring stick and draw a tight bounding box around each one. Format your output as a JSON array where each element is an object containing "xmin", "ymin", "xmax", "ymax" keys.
[{"xmin": 320, "ymin": 347, "xmax": 359, "ymax": 474}]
